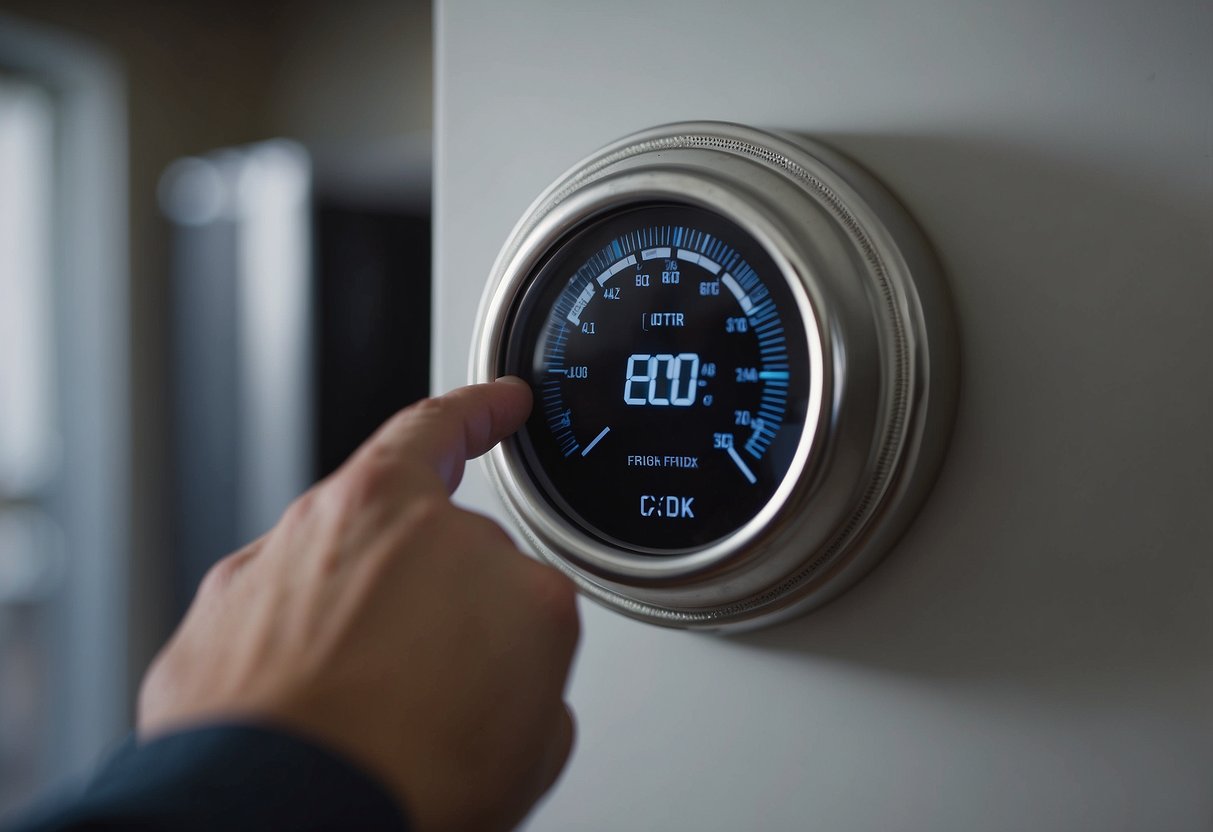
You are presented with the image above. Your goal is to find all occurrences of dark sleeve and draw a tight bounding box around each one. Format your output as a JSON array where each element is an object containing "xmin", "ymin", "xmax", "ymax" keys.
[{"xmin": 4, "ymin": 724, "xmax": 410, "ymax": 832}]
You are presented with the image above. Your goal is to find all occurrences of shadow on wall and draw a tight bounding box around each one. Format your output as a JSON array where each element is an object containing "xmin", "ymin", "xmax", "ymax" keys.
[{"xmin": 733, "ymin": 132, "xmax": 1212, "ymax": 710}]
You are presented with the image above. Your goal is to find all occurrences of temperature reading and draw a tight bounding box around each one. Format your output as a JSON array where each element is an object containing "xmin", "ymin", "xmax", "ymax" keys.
[
  {"xmin": 509, "ymin": 203, "xmax": 809, "ymax": 552},
  {"xmin": 623, "ymin": 353, "xmax": 700, "ymax": 406}
]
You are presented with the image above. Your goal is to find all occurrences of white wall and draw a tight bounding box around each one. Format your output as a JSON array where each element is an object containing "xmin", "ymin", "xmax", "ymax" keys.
[{"xmin": 434, "ymin": 2, "xmax": 1213, "ymax": 829}]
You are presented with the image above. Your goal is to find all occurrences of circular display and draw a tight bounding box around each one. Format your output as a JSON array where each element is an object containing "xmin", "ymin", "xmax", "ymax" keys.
[
  {"xmin": 506, "ymin": 203, "xmax": 810, "ymax": 553},
  {"xmin": 472, "ymin": 122, "xmax": 956, "ymax": 630}
]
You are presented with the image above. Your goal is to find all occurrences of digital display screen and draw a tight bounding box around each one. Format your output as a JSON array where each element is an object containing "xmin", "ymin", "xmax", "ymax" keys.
[{"xmin": 506, "ymin": 204, "xmax": 811, "ymax": 553}]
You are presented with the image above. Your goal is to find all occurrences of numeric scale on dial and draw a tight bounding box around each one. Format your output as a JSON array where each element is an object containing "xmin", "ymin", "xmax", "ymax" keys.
[{"xmin": 507, "ymin": 203, "xmax": 812, "ymax": 552}]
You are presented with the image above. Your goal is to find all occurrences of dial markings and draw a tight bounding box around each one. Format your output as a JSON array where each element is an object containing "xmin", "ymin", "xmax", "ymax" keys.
[
  {"xmin": 518, "ymin": 209, "xmax": 811, "ymax": 550},
  {"xmin": 678, "ymin": 249, "xmax": 723, "ymax": 275},
  {"xmin": 543, "ymin": 223, "xmax": 799, "ymax": 474},
  {"xmin": 720, "ymin": 273, "xmax": 753, "ymax": 312},
  {"xmin": 581, "ymin": 425, "xmax": 611, "ymax": 457},
  {"xmin": 595, "ymin": 254, "xmax": 637, "ymax": 286},
  {"xmin": 726, "ymin": 443, "xmax": 758, "ymax": 484},
  {"xmin": 558, "ymin": 429, "xmax": 580, "ymax": 457}
]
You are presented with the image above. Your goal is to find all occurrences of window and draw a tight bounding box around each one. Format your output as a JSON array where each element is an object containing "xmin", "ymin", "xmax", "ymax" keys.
[
  {"xmin": 0, "ymin": 73, "xmax": 64, "ymax": 817},
  {"xmin": 0, "ymin": 19, "xmax": 129, "ymax": 819}
]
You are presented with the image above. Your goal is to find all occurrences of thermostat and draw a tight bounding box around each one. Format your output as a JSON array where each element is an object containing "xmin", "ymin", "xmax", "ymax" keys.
[{"xmin": 471, "ymin": 122, "xmax": 956, "ymax": 631}]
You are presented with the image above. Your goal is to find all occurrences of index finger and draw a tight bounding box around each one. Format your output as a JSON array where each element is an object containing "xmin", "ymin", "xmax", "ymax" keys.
[{"xmin": 352, "ymin": 376, "xmax": 533, "ymax": 496}]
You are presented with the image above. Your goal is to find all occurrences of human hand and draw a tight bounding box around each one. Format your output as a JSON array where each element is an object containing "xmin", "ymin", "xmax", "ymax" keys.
[{"xmin": 138, "ymin": 378, "xmax": 580, "ymax": 832}]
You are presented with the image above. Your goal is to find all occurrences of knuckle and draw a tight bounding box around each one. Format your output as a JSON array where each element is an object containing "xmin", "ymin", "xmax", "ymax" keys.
[
  {"xmin": 404, "ymin": 394, "xmax": 450, "ymax": 424},
  {"xmin": 328, "ymin": 456, "xmax": 391, "ymax": 515},
  {"xmin": 197, "ymin": 550, "xmax": 244, "ymax": 596},
  {"xmin": 281, "ymin": 486, "xmax": 321, "ymax": 529},
  {"xmin": 402, "ymin": 492, "xmax": 455, "ymax": 535}
]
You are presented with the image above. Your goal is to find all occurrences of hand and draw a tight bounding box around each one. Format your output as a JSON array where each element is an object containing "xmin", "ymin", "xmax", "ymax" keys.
[{"xmin": 138, "ymin": 378, "xmax": 581, "ymax": 832}]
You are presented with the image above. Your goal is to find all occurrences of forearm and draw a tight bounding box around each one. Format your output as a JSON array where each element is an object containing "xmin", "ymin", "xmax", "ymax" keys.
[{"xmin": 5, "ymin": 724, "xmax": 410, "ymax": 832}]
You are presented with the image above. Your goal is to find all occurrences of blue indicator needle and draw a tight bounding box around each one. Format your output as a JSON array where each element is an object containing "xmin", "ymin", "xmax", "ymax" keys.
[
  {"xmin": 758, "ymin": 370, "xmax": 789, "ymax": 380},
  {"xmin": 581, "ymin": 426, "xmax": 611, "ymax": 457},
  {"xmin": 726, "ymin": 444, "xmax": 758, "ymax": 485}
]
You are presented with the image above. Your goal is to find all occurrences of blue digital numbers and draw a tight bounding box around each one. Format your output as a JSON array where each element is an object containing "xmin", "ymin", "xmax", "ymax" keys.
[
  {"xmin": 661, "ymin": 259, "xmax": 681, "ymax": 285},
  {"xmin": 623, "ymin": 352, "xmax": 700, "ymax": 406},
  {"xmin": 640, "ymin": 495, "xmax": 696, "ymax": 519},
  {"xmin": 514, "ymin": 204, "xmax": 810, "ymax": 550}
]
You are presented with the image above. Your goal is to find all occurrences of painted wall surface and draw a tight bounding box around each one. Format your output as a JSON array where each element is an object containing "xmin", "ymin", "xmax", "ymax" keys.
[{"xmin": 434, "ymin": 2, "xmax": 1212, "ymax": 829}]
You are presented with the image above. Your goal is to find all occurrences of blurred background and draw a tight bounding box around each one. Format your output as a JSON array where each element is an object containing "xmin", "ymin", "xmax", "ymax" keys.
[{"xmin": 0, "ymin": 0, "xmax": 433, "ymax": 817}]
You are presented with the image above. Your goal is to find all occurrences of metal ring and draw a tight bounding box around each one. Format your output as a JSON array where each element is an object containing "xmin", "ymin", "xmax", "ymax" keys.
[{"xmin": 471, "ymin": 122, "xmax": 956, "ymax": 631}]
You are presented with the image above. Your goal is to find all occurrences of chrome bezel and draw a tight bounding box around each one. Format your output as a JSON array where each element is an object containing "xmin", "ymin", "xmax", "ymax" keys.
[{"xmin": 470, "ymin": 122, "xmax": 956, "ymax": 631}]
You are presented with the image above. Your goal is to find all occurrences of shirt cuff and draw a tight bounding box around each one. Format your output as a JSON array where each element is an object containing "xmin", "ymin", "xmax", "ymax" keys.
[{"xmin": 10, "ymin": 723, "xmax": 410, "ymax": 832}]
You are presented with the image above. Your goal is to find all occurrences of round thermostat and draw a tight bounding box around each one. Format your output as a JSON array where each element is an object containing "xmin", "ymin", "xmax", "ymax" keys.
[{"xmin": 471, "ymin": 122, "xmax": 956, "ymax": 631}]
